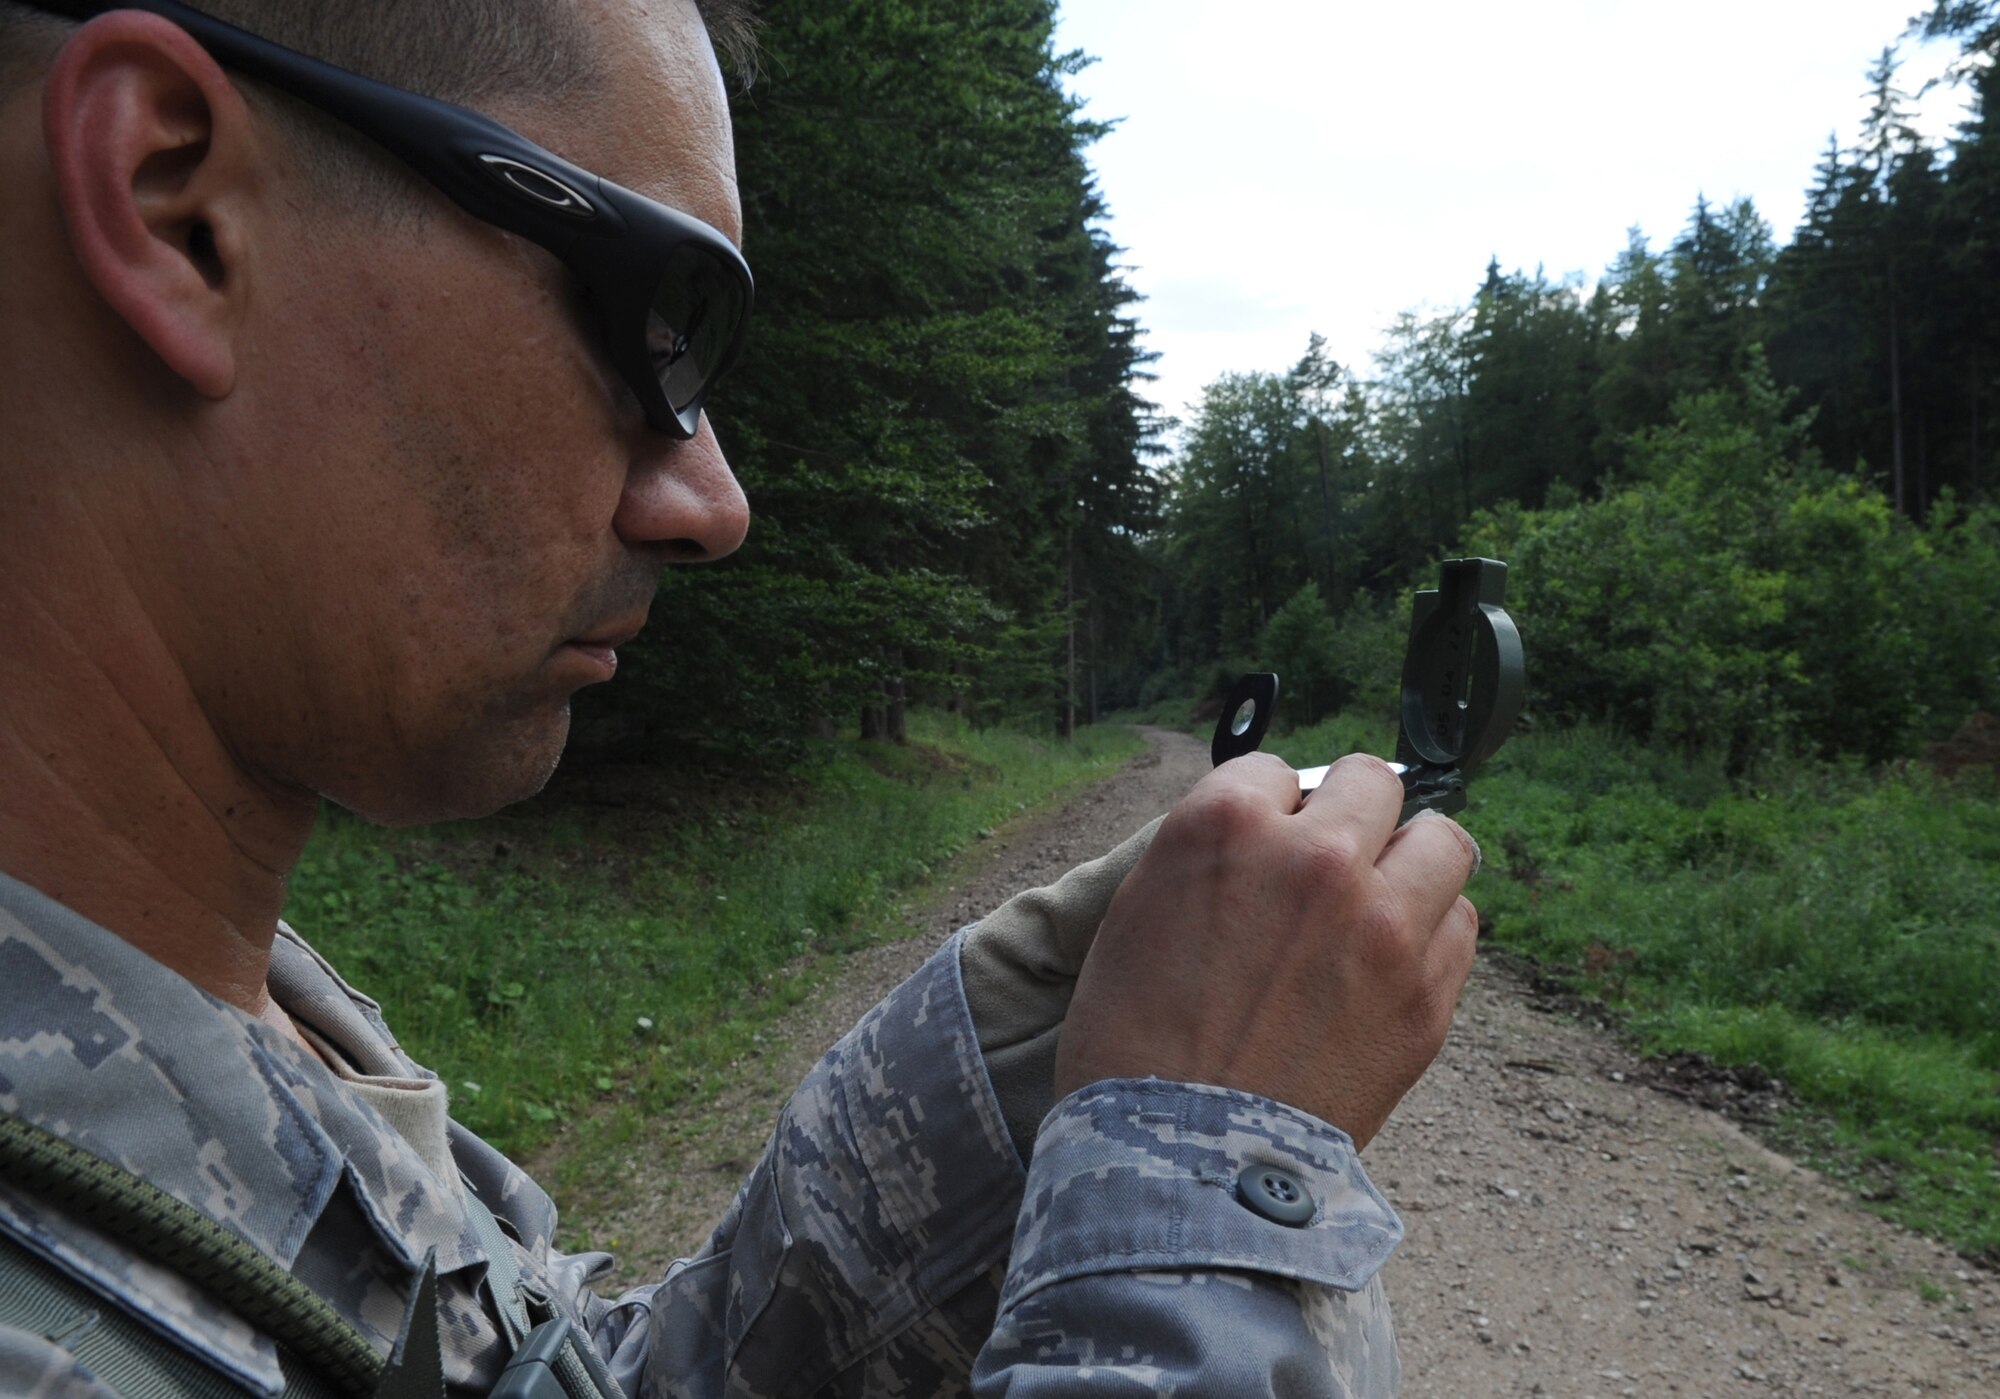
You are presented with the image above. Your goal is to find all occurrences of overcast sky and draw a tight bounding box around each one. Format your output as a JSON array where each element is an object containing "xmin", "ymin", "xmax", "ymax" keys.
[{"xmin": 1049, "ymin": 1, "xmax": 1972, "ymax": 433}]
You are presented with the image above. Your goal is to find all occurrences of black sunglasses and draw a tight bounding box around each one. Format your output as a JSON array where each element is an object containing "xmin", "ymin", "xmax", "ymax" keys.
[{"xmin": 25, "ymin": 0, "xmax": 753, "ymax": 439}]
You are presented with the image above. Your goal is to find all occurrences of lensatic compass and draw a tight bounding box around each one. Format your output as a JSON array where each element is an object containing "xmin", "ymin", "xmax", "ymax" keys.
[{"xmin": 1210, "ymin": 557, "xmax": 1524, "ymax": 822}]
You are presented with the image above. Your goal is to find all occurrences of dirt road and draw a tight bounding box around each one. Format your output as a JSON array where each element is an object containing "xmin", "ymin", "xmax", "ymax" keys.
[{"xmin": 571, "ymin": 727, "xmax": 1996, "ymax": 1395}]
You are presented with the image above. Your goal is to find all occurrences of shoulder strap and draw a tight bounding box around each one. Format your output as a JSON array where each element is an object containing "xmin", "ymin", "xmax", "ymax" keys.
[
  {"xmin": 0, "ymin": 1109, "xmax": 618, "ymax": 1399},
  {"xmin": 462, "ymin": 1188, "xmax": 531, "ymax": 1349},
  {"xmin": 0, "ymin": 1112, "xmax": 385, "ymax": 1395},
  {"xmin": 0, "ymin": 1111, "xmax": 447, "ymax": 1399},
  {"xmin": 460, "ymin": 1190, "xmax": 625, "ymax": 1399},
  {"xmin": 0, "ymin": 1226, "xmax": 341, "ymax": 1399}
]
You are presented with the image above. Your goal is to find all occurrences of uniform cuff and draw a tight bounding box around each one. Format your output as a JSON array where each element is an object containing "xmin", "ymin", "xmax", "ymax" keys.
[{"xmin": 1001, "ymin": 1079, "xmax": 1404, "ymax": 1312}]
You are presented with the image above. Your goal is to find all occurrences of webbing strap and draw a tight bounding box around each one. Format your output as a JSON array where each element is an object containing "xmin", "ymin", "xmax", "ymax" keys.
[
  {"xmin": 0, "ymin": 1227, "xmax": 340, "ymax": 1399},
  {"xmin": 0, "ymin": 1110, "xmax": 609, "ymax": 1399},
  {"xmin": 461, "ymin": 1189, "xmax": 531, "ymax": 1350},
  {"xmin": 460, "ymin": 1191, "xmax": 626, "ymax": 1399},
  {"xmin": 0, "ymin": 1112, "xmax": 385, "ymax": 1397}
]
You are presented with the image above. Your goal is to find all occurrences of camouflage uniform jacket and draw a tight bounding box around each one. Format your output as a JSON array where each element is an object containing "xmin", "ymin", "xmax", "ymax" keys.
[{"xmin": 0, "ymin": 869, "xmax": 1404, "ymax": 1398}]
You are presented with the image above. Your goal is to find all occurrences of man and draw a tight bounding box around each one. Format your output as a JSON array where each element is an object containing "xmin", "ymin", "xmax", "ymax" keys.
[{"xmin": 0, "ymin": 0, "xmax": 1481, "ymax": 1394}]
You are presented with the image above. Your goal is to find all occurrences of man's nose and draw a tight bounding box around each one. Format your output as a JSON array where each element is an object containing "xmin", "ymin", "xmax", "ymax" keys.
[{"xmin": 615, "ymin": 416, "xmax": 750, "ymax": 561}]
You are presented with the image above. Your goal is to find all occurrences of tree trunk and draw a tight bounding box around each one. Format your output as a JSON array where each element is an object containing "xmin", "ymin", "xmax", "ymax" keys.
[
  {"xmin": 884, "ymin": 645, "xmax": 907, "ymax": 743},
  {"xmin": 886, "ymin": 680, "xmax": 907, "ymax": 744},
  {"xmin": 1970, "ymin": 360, "xmax": 1982, "ymax": 502},
  {"xmin": 1889, "ymin": 289, "xmax": 1907, "ymax": 516},
  {"xmin": 1916, "ymin": 402, "xmax": 1930, "ymax": 525},
  {"xmin": 1063, "ymin": 535, "xmax": 1077, "ymax": 741},
  {"xmin": 1087, "ymin": 602, "xmax": 1100, "ymax": 726}
]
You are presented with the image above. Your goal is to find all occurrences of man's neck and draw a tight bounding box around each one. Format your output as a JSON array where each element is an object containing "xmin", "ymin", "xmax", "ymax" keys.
[{"xmin": 0, "ymin": 534, "xmax": 318, "ymax": 1019}]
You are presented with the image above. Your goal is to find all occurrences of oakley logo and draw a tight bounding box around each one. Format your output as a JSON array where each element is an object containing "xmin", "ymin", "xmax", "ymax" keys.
[{"xmin": 479, "ymin": 155, "xmax": 596, "ymax": 218}]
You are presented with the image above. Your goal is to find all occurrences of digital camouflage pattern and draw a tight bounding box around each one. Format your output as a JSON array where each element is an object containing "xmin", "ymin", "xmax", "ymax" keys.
[
  {"xmin": 0, "ymin": 864, "xmax": 1404, "ymax": 1398},
  {"xmin": 977, "ymin": 1082, "xmax": 1402, "ymax": 1395}
]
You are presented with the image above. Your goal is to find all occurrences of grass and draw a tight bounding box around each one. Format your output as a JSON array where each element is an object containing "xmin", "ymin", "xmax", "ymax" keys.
[
  {"xmin": 1263, "ymin": 712, "xmax": 2000, "ymax": 1261},
  {"xmin": 286, "ymin": 712, "xmax": 1141, "ymax": 1162}
]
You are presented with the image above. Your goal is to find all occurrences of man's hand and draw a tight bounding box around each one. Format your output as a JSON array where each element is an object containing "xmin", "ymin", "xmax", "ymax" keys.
[{"xmin": 1053, "ymin": 751, "xmax": 1480, "ymax": 1150}]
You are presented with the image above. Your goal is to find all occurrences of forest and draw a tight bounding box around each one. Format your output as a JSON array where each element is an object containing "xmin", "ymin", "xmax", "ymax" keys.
[
  {"xmin": 573, "ymin": 0, "xmax": 1998, "ymax": 779},
  {"xmin": 300, "ymin": 0, "xmax": 2000, "ymax": 1257}
]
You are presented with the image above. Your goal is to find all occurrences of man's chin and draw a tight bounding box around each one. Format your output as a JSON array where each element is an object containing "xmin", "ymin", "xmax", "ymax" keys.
[{"xmin": 329, "ymin": 705, "xmax": 572, "ymax": 828}]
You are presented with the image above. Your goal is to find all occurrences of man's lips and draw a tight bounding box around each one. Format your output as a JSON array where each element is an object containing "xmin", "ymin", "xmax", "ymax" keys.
[{"xmin": 561, "ymin": 615, "xmax": 648, "ymax": 678}]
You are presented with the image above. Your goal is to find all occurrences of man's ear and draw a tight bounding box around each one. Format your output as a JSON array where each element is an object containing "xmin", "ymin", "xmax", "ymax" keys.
[{"xmin": 41, "ymin": 11, "xmax": 262, "ymax": 399}]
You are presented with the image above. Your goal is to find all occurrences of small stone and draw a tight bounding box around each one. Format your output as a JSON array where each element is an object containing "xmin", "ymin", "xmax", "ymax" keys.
[
  {"xmin": 1611, "ymin": 1070, "xmax": 1625, "ymax": 1082},
  {"xmin": 1476, "ymin": 1330, "xmax": 1494, "ymax": 1344},
  {"xmin": 1613, "ymin": 1216, "xmax": 1638, "ymax": 1232},
  {"xmin": 1637, "ymin": 1300, "xmax": 1653, "ymax": 1315}
]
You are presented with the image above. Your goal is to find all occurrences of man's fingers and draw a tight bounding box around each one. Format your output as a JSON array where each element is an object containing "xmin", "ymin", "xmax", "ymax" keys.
[
  {"xmin": 1294, "ymin": 751, "xmax": 1406, "ymax": 858},
  {"xmin": 1417, "ymin": 894, "xmax": 1480, "ymax": 1026},
  {"xmin": 1197, "ymin": 750, "xmax": 1304, "ymax": 814},
  {"xmin": 1375, "ymin": 810, "xmax": 1479, "ymax": 934}
]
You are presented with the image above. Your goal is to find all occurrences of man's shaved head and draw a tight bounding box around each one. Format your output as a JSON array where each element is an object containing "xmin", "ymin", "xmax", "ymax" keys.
[
  {"xmin": 0, "ymin": 0, "xmax": 754, "ymax": 879},
  {"xmin": 0, "ymin": 1, "xmax": 761, "ymax": 90},
  {"xmin": 0, "ymin": 0, "xmax": 759, "ymax": 198}
]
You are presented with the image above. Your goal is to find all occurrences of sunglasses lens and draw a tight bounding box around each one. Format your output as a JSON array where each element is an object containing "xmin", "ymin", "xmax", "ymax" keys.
[{"xmin": 649, "ymin": 244, "xmax": 746, "ymax": 416}]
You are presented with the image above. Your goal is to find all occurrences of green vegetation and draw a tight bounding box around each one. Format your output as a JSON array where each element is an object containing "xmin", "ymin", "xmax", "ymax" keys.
[
  {"xmin": 1128, "ymin": 8, "xmax": 2000, "ymax": 1259},
  {"xmin": 287, "ymin": 716, "xmax": 1139, "ymax": 1160},
  {"xmin": 1136, "ymin": 11, "xmax": 2000, "ymax": 732},
  {"xmin": 1464, "ymin": 358, "xmax": 2000, "ymax": 769},
  {"xmin": 590, "ymin": 0, "xmax": 1163, "ymax": 764},
  {"xmin": 1260, "ymin": 712, "xmax": 2000, "ymax": 1259}
]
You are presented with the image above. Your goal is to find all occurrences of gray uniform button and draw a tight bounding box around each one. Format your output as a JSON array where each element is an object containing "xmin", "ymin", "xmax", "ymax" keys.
[{"xmin": 1237, "ymin": 1164, "xmax": 1316, "ymax": 1226}]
